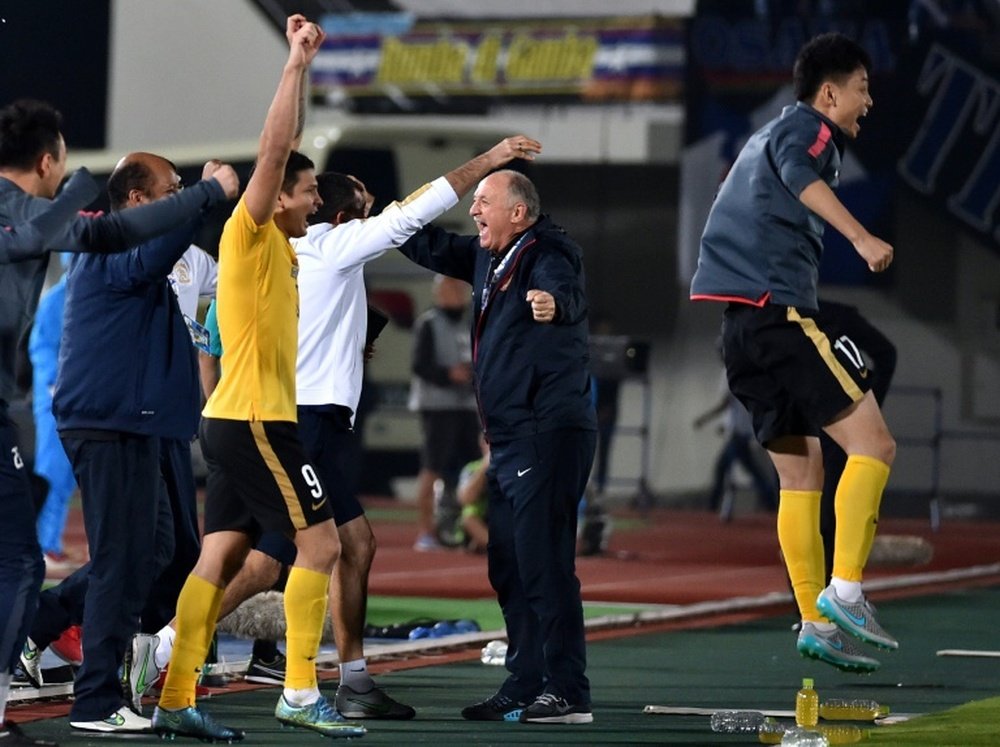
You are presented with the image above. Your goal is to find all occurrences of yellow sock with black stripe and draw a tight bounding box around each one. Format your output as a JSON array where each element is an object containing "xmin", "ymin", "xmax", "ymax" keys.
[
  {"xmin": 777, "ymin": 489, "xmax": 825, "ymax": 622},
  {"xmin": 283, "ymin": 566, "xmax": 330, "ymax": 691},
  {"xmin": 159, "ymin": 575, "xmax": 224, "ymax": 710},
  {"xmin": 832, "ymin": 454, "xmax": 891, "ymax": 582}
]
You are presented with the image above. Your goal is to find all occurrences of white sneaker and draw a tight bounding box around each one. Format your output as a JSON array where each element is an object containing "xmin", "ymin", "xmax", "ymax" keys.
[
  {"xmin": 70, "ymin": 706, "xmax": 153, "ymax": 733},
  {"xmin": 124, "ymin": 633, "xmax": 162, "ymax": 713},
  {"xmin": 19, "ymin": 637, "xmax": 44, "ymax": 687}
]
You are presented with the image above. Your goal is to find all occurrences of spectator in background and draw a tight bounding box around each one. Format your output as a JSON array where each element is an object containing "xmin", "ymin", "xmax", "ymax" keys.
[
  {"xmin": 29, "ymin": 272, "xmax": 78, "ymax": 568},
  {"xmin": 693, "ymin": 344, "xmax": 778, "ymax": 519},
  {"xmin": 409, "ymin": 274, "xmax": 481, "ymax": 552},
  {"xmin": 457, "ymin": 436, "xmax": 490, "ymax": 554}
]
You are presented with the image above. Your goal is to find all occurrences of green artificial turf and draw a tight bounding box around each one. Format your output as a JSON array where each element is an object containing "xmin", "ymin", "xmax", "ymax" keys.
[
  {"xmin": 366, "ymin": 594, "xmax": 651, "ymax": 632},
  {"xmin": 867, "ymin": 696, "xmax": 1000, "ymax": 746}
]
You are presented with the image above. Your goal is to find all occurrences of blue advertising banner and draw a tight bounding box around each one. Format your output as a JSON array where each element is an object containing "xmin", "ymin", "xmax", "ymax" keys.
[{"xmin": 679, "ymin": 3, "xmax": 1000, "ymax": 287}]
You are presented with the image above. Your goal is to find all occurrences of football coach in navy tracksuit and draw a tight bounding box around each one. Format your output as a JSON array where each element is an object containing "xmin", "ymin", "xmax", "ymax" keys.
[{"xmin": 397, "ymin": 163, "xmax": 598, "ymax": 726}]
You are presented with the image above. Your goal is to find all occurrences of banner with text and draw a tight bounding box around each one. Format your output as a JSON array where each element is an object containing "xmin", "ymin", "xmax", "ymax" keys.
[{"xmin": 311, "ymin": 15, "xmax": 685, "ymax": 113}]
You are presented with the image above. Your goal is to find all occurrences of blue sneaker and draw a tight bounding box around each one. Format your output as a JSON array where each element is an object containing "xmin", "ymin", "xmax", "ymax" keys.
[
  {"xmin": 816, "ymin": 585, "xmax": 899, "ymax": 650},
  {"xmin": 797, "ymin": 622, "xmax": 880, "ymax": 674},
  {"xmin": 275, "ymin": 695, "xmax": 367, "ymax": 738},
  {"xmin": 151, "ymin": 705, "xmax": 245, "ymax": 742},
  {"xmin": 461, "ymin": 693, "xmax": 527, "ymax": 722}
]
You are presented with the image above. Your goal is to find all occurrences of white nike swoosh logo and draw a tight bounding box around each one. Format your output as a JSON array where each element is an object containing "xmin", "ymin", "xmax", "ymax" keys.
[{"xmin": 517, "ymin": 467, "xmax": 532, "ymax": 477}]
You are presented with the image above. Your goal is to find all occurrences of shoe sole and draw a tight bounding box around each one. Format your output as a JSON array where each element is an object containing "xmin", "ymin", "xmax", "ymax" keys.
[
  {"xmin": 244, "ymin": 675, "xmax": 284, "ymax": 686},
  {"xmin": 461, "ymin": 709, "xmax": 523, "ymax": 722},
  {"xmin": 277, "ymin": 719, "xmax": 367, "ymax": 737},
  {"xmin": 816, "ymin": 596, "xmax": 898, "ymax": 650},
  {"xmin": 337, "ymin": 707, "xmax": 416, "ymax": 720},
  {"xmin": 521, "ymin": 713, "xmax": 594, "ymax": 724},
  {"xmin": 70, "ymin": 723, "xmax": 150, "ymax": 734},
  {"xmin": 154, "ymin": 727, "xmax": 244, "ymax": 743},
  {"xmin": 797, "ymin": 640, "xmax": 879, "ymax": 673}
]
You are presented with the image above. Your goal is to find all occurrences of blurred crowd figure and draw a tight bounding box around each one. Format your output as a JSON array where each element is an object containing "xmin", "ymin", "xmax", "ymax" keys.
[
  {"xmin": 693, "ymin": 346, "xmax": 779, "ymax": 519},
  {"xmin": 408, "ymin": 275, "xmax": 481, "ymax": 551},
  {"xmin": 28, "ymin": 272, "xmax": 77, "ymax": 566},
  {"xmin": 456, "ymin": 435, "xmax": 490, "ymax": 554}
]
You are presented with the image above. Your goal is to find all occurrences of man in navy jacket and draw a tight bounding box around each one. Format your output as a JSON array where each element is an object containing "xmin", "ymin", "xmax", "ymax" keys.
[
  {"xmin": 398, "ymin": 167, "xmax": 597, "ymax": 725},
  {"xmin": 0, "ymin": 99, "xmax": 237, "ymax": 746},
  {"xmin": 46, "ymin": 153, "xmax": 237, "ymax": 734}
]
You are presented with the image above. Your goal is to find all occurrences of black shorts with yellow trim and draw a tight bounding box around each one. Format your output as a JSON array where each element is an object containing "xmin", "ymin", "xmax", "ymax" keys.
[
  {"xmin": 721, "ymin": 302, "xmax": 872, "ymax": 445},
  {"xmin": 200, "ymin": 417, "xmax": 334, "ymax": 537}
]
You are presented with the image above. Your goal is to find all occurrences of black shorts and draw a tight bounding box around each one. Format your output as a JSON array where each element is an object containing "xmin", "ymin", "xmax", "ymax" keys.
[
  {"xmin": 296, "ymin": 405, "xmax": 365, "ymax": 527},
  {"xmin": 721, "ymin": 303, "xmax": 871, "ymax": 445},
  {"xmin": 419, "ymin": 410, "xmax": 482, "ymax": 475},
  {"xmin": 201, "ymin": 417, "xmax": 334, "ymax": 537}
]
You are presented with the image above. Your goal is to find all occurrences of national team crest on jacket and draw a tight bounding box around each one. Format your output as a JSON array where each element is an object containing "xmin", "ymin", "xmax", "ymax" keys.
[{"xmin": 172, "ymin": 260, "xmax": 191, "ymax": 284}]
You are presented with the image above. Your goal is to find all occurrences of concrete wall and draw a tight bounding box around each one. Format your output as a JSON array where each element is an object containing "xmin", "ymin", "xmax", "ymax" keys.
[{"xmin": 107, "ymin": 0, "xmax": 287, "ymax": 150}]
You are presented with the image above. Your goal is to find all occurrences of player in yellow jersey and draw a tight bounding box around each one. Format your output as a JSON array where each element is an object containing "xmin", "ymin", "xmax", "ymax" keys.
[{"xmin": 152, "ymin": 15, "xmax": 366, "ymax": 741}]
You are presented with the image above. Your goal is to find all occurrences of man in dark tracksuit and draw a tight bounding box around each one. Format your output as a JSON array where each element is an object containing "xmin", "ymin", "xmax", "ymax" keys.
[
  {"xmin": 398, "ymin": 167, "xmax": 597, "ymax": 725},
  {"xmin": 47, "ymin": 154, "xmax": 236, "ymax": 734},
  {"xmin": 0, "ymin": 98, "xmax": 236, "ymax": 746}
]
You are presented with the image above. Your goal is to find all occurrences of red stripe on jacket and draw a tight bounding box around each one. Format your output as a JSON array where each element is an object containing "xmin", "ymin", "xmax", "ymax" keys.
[{"xmin": 807, "ymin": 123, "xmax": 832, "ymax": 159}]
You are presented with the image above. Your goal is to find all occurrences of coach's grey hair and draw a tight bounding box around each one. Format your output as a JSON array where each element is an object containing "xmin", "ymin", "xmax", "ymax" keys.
[{"xmin": 497, "ymin": 169, "xmax": 540, "ymax": 222}]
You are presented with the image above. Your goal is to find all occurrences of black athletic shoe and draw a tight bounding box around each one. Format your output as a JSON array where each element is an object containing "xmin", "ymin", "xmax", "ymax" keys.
[
  {"xmin": 519, "ymin": 693, "xmax": 594, "ymax": 724},
  {"xmin": 461, "ymin": 693, "xmax": 527, "ymax": 722},
  {"xmin": 335, "ymin": 684, "xmax": 416, "ymax": 720},
  {"xmin": 0, "ymin": 721, "xmax": 58, "ymax": 746},
  {"xmin": 244, "ymin": 653, "xmax": 286, "ymax": 686}
]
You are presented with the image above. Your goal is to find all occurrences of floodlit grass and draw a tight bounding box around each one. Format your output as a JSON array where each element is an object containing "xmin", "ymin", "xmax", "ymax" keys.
[
  {"xmin": 366, "ymin": 595, "xmax": 646, "ymax": 632},
  {"xmin": 868, "ymin": 696, "xmax": 1000, "ymax": 746}
]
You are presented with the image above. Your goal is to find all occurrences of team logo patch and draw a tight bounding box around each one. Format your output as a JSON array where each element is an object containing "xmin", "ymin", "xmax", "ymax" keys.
[{"xmin": 172, "ymin": 260, "xmax": 191, "ymax": 284}]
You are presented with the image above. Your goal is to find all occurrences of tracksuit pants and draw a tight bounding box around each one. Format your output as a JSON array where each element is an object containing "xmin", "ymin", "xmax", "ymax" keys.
[
  {"xmin": 486, "ymin": 428, "xmax": 596, "ymax": 706},
  {"xmin": 0, "ymin": 404, "xmax": 44, "ymax": 675},
  {"xmin": 60, "ymin": 432, "xmax": 167, "ymax": 722}
]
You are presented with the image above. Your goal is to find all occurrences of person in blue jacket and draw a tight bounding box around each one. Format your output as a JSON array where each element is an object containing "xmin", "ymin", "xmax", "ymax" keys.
[
  {"xmin": 29, "ymin": 273, "xmax": 77, "ymax": 565},
  {"xmin": 43, "ymin": 153, "xmax": 238, "ymax": 735},
  {"xmin": 0, "ymin": 99, "xmax": 237, "ymax": 746},
  {"xmin": 397, "ymin": 165, "xmax": 598, "ymax": 725}
]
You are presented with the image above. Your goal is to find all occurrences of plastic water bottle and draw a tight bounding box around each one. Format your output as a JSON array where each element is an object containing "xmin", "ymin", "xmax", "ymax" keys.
[
  {"xmin": 757, "ymin": 718, "xmax": 787, "ymax": 744},
  {"xmin": 709, "ymin": 710, "xmax": 766, "ymax": 733},
  {"xmin": 480, "ymin": 639, "xmax": 507, "ymax": 665},
  {"xmin": 430, "ymin": 621, "xmax": 457, "ymax": 637},
  {"xmin": 407, "ymin": 626, "xmax": 432, "ymax": 640},
  {"xmin": 780, "ymin": 726, "xmax": 830, "ymax": 746},
  {"xmin": 795, "ymin": 678, "xmax": 819, "ymax": 728},
  {"xmin": 819, "ymin": 698, "xmax": 888, "ymax": 720},
  {"xmin": 817, "ymin": 724, "xmax": 867, "ymax": 744},
  {"xmin": 452, "ymin": 619, "xmax": 480, "ymax": 634}
]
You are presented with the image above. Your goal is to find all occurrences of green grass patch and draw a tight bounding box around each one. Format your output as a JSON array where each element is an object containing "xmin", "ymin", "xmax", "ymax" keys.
[
  {"xmin": 366, "ymin": 595, "xmax": 650, "ymax": 632},
  {"xmin": 868, "ymin": 696, "xmax": 1000, "ymax": 746}
]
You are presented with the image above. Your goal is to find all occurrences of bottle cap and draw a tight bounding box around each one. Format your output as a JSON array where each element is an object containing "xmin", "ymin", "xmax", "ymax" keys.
[{"xmin": 802, "ymin": 677, "xmax": 814, "ymax": 688}]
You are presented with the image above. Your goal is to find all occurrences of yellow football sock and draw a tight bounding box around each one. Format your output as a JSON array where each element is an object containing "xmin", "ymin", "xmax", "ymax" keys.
[
  {"xmin": 284, "ymin": 566, "xmax": 330, "ymax": 690},
  {"xmin": 159, "ymin": 575, "xmax": 224, "ymax": 710},
  {"xmin": 777, "ymin": 489, "xmax": 825, "ymax": 622},
  {"xmin": 832, "ymin": 454, "xmax": 891, "ymax": 582}
]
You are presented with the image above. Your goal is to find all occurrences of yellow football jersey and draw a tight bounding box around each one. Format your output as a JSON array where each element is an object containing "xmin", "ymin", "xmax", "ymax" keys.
[{"xmin": 203, "ymin": 197, "xmax": 299, "ymax": 422}]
